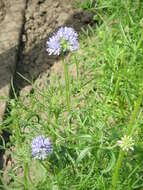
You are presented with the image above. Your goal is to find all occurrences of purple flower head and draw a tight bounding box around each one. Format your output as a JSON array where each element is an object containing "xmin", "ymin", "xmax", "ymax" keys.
[
  {"xmin": 47, "ymin": 27, "xmax": 79, "ymax": 55},
  {"xmin": 31, "ymin": 135, "xmax": 52, "ymax": 160}
]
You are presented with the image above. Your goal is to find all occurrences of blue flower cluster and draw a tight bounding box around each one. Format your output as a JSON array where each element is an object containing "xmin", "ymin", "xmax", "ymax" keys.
[
  {"xmin": 31, "ymin": 135, "xmax": 52, "ymax": 160},
  {"xmin": 47, "ymin": 27, "xmax": 79, "ymax": 55}
]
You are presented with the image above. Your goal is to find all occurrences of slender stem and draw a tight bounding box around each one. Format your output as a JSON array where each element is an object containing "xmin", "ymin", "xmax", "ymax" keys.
[
  {"xmin": 62, "ymin": 54, "xmax": 71, "ymax": 113},
  {"xmin": 75, "ymin": 55, "xmax": 79, "ymax": 81},
  {"xmin": 15, "ymin": 120, "xmax": 21, "ymax": 148},
  {"xmin": 24, "ymin": 161, "xmax": 28, "ymax": 190},
  {"xmin": 110, "ymin": 75, "xmax": 121, "ymax": 109},
  {"xmin": 126, "ymin": 94, "xmax": 142, "ymax": 136},
  {"xmin": 136, "ymin": 30, "xmax": 143, "ymax": 50},
  {"xmin": 111, "ymin": 92, "xmax": 142, "ymax": 190},
  {"xmin": 105, "ymin": 56, "xmax": 123, "ymax": 122},
  {"xmin": 40, "ymin": 160, "xmax": 50, "ymax": 172},
  {"xmin": 111, "ymin": 150, "xmax": 124, "ymax": 190},
  {"xmin": 104, "ymin": 73, "xmax": 121, "ymax": 123}
]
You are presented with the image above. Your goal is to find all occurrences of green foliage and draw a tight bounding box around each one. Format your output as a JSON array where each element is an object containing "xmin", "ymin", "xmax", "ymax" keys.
[{"xmin": 0, "ymin": 0, "xmax": 143, "ymax": 189}]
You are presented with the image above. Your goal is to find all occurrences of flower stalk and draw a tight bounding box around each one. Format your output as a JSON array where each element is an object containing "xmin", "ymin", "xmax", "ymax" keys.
[
  {"xmin": 74, "ymin": 55, "xmax": 79, "ymax": 81},
  {"xmin": 62, "ymin": 54, "xmax": 71, "ymax": 113},
  {"xmin": 24, "ymin": 161, "xmax": 28, "ymax": 190},
  {"xmin": 46, "ymin": 27, "xmax": 78, "ymax": 113},
  {"xmin": 111, "ymin": 92, "xmax": 143, "ymax": 190},
  {"xmin": 111, "ymin": 150, "xmax": 124, "ymax": 190},
  {"xmin": 15, "ymin": 121, "xmax": 21, "ymax": 148}
]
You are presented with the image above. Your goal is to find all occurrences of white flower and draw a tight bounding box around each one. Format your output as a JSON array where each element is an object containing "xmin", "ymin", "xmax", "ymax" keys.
[{"xmin": 117, "ymin": 135, "xmax": 134, "ymax": 151}]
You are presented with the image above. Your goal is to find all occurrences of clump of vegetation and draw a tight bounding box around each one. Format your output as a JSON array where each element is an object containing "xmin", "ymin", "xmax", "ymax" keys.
[{"xmin": 0, "ymin": 0, "xmax": 143, "ymax": 189}]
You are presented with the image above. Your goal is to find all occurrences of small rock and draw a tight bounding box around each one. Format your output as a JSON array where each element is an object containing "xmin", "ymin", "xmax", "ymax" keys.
[{"xmin": 22, "ymin": 34, "xmax": 26, "ymax": 42}]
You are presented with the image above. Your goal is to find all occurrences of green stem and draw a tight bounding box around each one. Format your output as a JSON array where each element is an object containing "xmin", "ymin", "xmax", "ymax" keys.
[
  {"xmin": 111, "ymin": 92, "xmax": 142, "ymax": 190},
  {"xmin": 126, "ymin": 93, "xmax": 142, "ymax": 136},
  {"xmin": 15, "ymin": 120, "xmax": 21, "ymax": 148},
  {"xmin": 75, "ymin": 55, "xmax": 79, "ymax": 81},
  {"xmin": 62, "ymin": 55, "xmax": 71, "ymax": 113},
  {"xmin": 40, "ymin": 160, "xmax": 50, "ymax": 172},
  {"xmin": 24, "ymin": 161, "xmax": 28, "ymax": 190},
  {"xmin": 136, "ymin": 30, "xmax": 143, "ymax": 50},
  {"xmin": 111, "ymin": 75, "xmax": 121, "ymax": 109},
  {"xmin": 105, "ymin": 56, "xmax": 124, "ymax": 122},
  {"xmin": 104, "ymin": 73, "xmax": 121, "ymax": 122},
  {"xmin": 111, "ymin": 150, "xmax": 124, "ymax": 190}
]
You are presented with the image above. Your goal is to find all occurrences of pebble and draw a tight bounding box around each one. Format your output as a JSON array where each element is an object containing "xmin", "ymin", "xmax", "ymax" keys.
[{"xmin": 22, "ymin": 34, "xmax": 26, "ymax": 42}]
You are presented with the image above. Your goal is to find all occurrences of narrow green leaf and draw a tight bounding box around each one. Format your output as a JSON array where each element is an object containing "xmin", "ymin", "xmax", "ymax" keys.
[
  {"xmin": 76, "ymin": 147, "xmax": 91, "ymax": 163},
  {"xmin": 101, "ymin": 152, "xmax": 116, "ymax": 174}
]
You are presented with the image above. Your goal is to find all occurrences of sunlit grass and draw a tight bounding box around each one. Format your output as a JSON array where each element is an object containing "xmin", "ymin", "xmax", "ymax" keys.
[{"xmin": 0, "ymin": 0, "xmax": 143, "ymax": 189}]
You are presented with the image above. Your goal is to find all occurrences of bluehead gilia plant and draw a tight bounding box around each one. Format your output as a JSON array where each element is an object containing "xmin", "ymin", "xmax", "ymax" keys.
[{"xmin": 47, "ymin": 27, "xmax": 79, "ymax": 113}]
